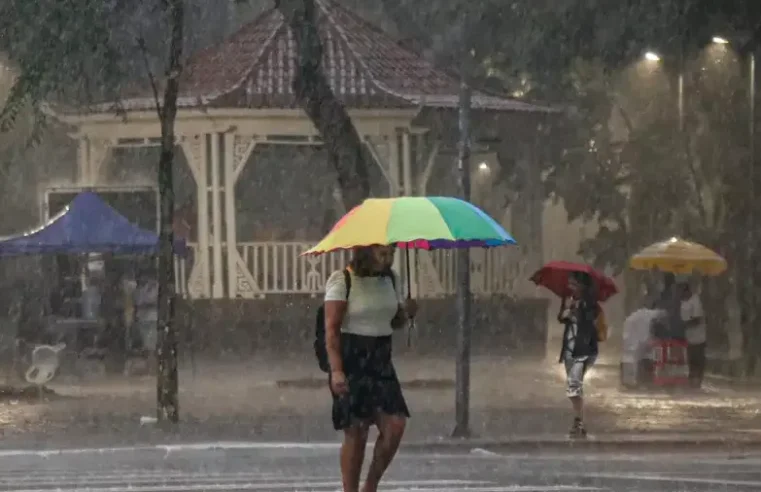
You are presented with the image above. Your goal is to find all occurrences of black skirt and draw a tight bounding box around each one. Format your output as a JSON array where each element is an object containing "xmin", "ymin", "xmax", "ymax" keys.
[{"xmin": 331, "ymin": 333, "xmax": 410, "ymax": 430}]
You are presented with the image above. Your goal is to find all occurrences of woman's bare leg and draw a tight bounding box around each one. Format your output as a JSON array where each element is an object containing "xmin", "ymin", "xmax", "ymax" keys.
[
  {"xmin": 341, "ymin": 424, "xmax": 369, "ymax": 492},
  {"xmin": 362, "ymin": 414, "xmax": 406, "ymax": 492}
]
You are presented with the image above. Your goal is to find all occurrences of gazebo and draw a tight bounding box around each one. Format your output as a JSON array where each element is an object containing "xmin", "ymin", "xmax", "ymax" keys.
[{"xmin": 52, "ymin": 0, "xmax": 557, "ymax": 302}]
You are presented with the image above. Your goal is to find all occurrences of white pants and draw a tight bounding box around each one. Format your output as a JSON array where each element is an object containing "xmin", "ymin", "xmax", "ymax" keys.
[{"xmin": 564, "ymin": 355, "xmax": 596, "ymax": 398}]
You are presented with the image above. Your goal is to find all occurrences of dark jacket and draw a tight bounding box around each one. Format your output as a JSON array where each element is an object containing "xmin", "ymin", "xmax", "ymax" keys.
[{"xmin": 559, "ymin": 298, "xmax": 599, "ymax": 362}]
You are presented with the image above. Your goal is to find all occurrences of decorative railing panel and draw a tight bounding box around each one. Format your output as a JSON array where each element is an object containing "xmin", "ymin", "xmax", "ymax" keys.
[{"xmin": 178, "ymin": 242, "xmax": 533, "ymax": 299}]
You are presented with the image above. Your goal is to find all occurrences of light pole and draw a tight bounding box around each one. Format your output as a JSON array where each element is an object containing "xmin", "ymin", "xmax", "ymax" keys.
[
  {"xmin": 712, "ymin": 35, "xmax": 757, "ymax": 367},
  {"xmin": 453, "ymin": 72, "xmax": 472, "ymax": 439},
  {"xmin": 708, "ymin": 36, "xmax": 755, "ymax": 154},
  {"xmin": 643, "ymin": 50, "xmax": 684, "ymax": 130},
  {"xmin": 744, "ymin": 45, "xmax": 756, "ymax": 375}
]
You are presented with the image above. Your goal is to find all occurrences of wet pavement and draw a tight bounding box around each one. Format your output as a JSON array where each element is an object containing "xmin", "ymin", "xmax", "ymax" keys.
[
  {"xmin": 0, "ymin": 355, "xmax": 759, "ymax": 448},
  {"xmin": 0, "ymin": 443, "xmax": 759, "ymax": 491}
]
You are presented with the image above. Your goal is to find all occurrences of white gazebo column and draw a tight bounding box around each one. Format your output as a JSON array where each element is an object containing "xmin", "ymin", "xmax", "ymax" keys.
[
  {"xmin": 223, "ymin": 133, "xmax": 259, "ymax": 298},
  {"xmin": 414, "ymin": 139, "xmax": 445, "ymax": 298},
  {"xmin": 402, "ymin": 130, "xmax": 413, "ymax": 196},
  {"xmin": 417, "ymin": 141, "xmax": 441, "ymax": 195},
  {"xmin": 364, "ymin": 135, "xmax": 399, "ymax": 195},
  {"xmin": 388, "ymin": 131, "xmax": 403, "ymax": 275},
  {"xmin": 77, "ymin": 138, "xmax": 88, "ymax": 184},
  {"xmin": 364, "ymin": 133, "xmax": 404, "ymax": 275},
  {"xmin": 76, "ymin": 137, "xmax": 114, "ymax": 185},
  {"xmin": 401, "ymin": 129, "xmax": 416, "ymax": 297},
  {"xmin": 210, "ymin": 134, "xmax": 224, "ymax": 299},
  {"xmin": 389, "ymin": 131, "xmax": 401, "ymax": 197},
  {"xmin": 180, "ymin": 135, "xmax": 211, "ymax": 298}
]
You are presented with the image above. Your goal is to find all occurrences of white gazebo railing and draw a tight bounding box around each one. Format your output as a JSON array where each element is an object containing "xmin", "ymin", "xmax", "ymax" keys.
[{"xmin": 175, "ymin": 242, "xmax": 534, "ymax": 299}]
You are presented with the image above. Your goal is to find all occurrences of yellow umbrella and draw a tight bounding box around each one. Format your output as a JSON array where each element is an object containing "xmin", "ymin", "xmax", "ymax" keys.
[{"xmin": 629, "ymin": 237, "xmax": 727, "ymax": 276}]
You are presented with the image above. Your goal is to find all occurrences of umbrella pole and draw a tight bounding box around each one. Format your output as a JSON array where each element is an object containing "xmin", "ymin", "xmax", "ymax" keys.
[{"xmin": 405, "ymin": 248, "xmax": 414, "ymax": 347}]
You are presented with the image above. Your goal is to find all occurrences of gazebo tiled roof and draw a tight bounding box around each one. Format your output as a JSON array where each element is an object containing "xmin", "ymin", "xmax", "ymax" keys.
[{"xmin": 108, "ymin": 0, "xmax": 556, "ymax": 113}]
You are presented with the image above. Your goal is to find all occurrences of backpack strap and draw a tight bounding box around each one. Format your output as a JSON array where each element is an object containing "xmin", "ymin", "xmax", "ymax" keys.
[{"xmin": 342, "ymin": 269, "xmax": 352, "ymax": 301}]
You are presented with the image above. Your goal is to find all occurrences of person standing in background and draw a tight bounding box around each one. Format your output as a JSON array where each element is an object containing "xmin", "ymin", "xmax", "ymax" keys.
[
  {"xmin": 134, "ymin": 271, "xmax": 158, "ymax": 371},
  {"xmin": 680, "ymin": 281, "xmax": 706, "ymax": 388},
  {"xmin": 81, "ymin": 276, "xmax": 102, "ymax": 322},
  {"xmin": 122, "ymin": 271, "xmax": 137, "ymax": 351},
  {"xmin": 654, "ymin": 273, "xmax": 685, "ymax": 340}
]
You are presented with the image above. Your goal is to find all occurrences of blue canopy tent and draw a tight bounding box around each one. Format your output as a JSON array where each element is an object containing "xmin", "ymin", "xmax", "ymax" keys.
[{"xmin": 0, "ymin": 192, "xmax": 186, "ymax": 256}]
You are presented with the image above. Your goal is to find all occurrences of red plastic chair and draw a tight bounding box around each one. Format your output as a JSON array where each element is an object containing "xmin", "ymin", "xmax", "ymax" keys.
[{"xmin": 650, "ymin": 339, "xmax": 689, "ymax": 386}]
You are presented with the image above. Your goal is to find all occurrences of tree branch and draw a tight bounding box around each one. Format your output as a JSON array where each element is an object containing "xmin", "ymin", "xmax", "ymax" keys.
[{"xmin": 137, "ymin": 35, "xmax": 163, "ymax": 120}]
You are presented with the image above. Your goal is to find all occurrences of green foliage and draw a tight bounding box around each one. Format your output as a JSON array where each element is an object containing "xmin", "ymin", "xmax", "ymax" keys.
[
  {"xmin": 390, "ymin": 0, "xmax": 760, "ymax": 272},
  {"xmin": 0, "ymin": 0, "xmax": 127, "ymax": 132}
]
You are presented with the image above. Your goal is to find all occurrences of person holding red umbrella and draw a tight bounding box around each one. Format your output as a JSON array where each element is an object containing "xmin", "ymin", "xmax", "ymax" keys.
[
  {"xmin": 532, "ymin": 262, "xmax": 616, "ymax": 438},
  {"xmin": 557, "ymin": 272, "xmax": 605, "ymax": 438}
]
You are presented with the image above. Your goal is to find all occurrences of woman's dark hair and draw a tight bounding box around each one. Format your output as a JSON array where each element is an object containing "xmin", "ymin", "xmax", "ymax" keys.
[
  {"xmin": 571, "ymin": 271, "xmax": 597, "ymax": 304},
  {"xmin": 349, "ymin": 246, "xmax": 392, "ymax": 277}
]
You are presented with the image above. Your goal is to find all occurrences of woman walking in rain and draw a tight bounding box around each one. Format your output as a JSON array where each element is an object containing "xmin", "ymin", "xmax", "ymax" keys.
[
  {"xmin": 558, "ymin": 271, "xmax": 601, "ymax": 438},
  {"xmin": 323, "ymin": 245, "xmax": 417, "ymax": 492}
]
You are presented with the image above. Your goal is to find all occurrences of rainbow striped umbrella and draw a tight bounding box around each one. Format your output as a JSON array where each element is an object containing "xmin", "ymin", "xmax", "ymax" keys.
[{"xmin": 304, "ymin": 196, "xmax": 516, "ymax": 254}]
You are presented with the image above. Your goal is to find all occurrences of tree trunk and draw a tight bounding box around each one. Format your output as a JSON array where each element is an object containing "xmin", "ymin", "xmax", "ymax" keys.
[
  {"xmin": 156, "ymin": 0, "xmax": 184, "ymax": 425},
  {"xmin": 275, "ymin": 0, "xmax": 371, "ymax": 209},
  {"xmin": 452, "ymin": 75, "xmax": 472, "ymax": 439}
]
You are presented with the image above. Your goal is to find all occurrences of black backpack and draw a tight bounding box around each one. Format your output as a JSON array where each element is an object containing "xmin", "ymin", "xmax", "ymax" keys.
[
  {"xmin": 314, "ymin": 269, "xmax": 396, "ymax": 372},
  {"xmin": 314, "ymin": 270, "xmax": 352, "ymax": 373}
]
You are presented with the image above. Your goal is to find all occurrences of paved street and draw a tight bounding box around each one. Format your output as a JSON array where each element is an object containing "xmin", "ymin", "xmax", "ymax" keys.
[
  {"xmin": 0, "ymin": 443, "xmax": 759, "ymax": 491},
  {"xmin": 0, "ymin": 355, "xmax": 758, "ymax": 449}
]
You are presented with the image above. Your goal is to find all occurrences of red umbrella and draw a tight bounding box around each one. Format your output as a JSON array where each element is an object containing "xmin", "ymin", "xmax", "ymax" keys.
[{"xmin": 530, "ymin": 261, "xmax": 618, "ymax": 302}]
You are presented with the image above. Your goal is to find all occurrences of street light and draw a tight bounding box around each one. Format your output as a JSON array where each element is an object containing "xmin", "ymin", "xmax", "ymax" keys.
[
  {"xmin": 706, "ymin": 35, "xmax": 755, "ymax": 208},
  {"xmin": 478, "ymin": 162, "xmax": 489, "ymax": 172},
  {"xmin": 644, "ymin": 50, "xmax": 683, "ymax": 128},
  {"xmin": 711, "ymin": 33, "xmax": 758, "ymax": 360},
  {"xmin": 644, "ymin": 51, "xmax": 662, "ymax": 62}
]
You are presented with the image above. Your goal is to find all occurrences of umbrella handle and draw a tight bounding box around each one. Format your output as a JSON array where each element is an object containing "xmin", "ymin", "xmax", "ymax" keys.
[
  {"xmin": 405, "ymin": 248, "xmax": 412, "ymax": 300},
  {"xmin": 405, "ymin": 249, "xmax": 414, "ymax": 347},
  {"xmin": 407, "ymin": 317, "xmax": 415, "ymax": 346}
]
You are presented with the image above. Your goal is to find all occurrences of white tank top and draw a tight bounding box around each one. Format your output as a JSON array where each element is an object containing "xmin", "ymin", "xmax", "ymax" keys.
[{"xmin": 324, "ymin": 269, "xmax": 400, "ymax": 337}]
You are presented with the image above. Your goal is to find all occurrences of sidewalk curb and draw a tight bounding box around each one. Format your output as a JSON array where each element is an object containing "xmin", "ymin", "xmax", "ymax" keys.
[
  {"xmin": 402, "ymin": 434, "xmax": 761, "ymax": 453},
  {"xmin": 275, "ymin": 378, "xmax": 455, "ymax": 390},
  {"xmin": 1, "ymin": 435, "xmax": 759, "ymax": 456}
]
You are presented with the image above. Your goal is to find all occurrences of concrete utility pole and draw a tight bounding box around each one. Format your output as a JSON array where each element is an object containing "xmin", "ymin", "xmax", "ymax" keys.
[{"xmin": 452, "ymin": 73, "xmax": 473, "ymax": 438}]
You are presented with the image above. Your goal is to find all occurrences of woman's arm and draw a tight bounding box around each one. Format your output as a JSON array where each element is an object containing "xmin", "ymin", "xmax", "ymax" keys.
[
  {"xmin": 323, "ymin": 271, "xmax": 350, "ymax": 373},
  {"xmin": 391, "ymin": 305, "xmax": 407, "ymax": 330},
  {"xmin": 324, "ymin": 301, "xmax": 347, "ymax": 372},
  {"xmin": 557, "ymin": 297, "xmax": 569, "ymax": 323}
]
